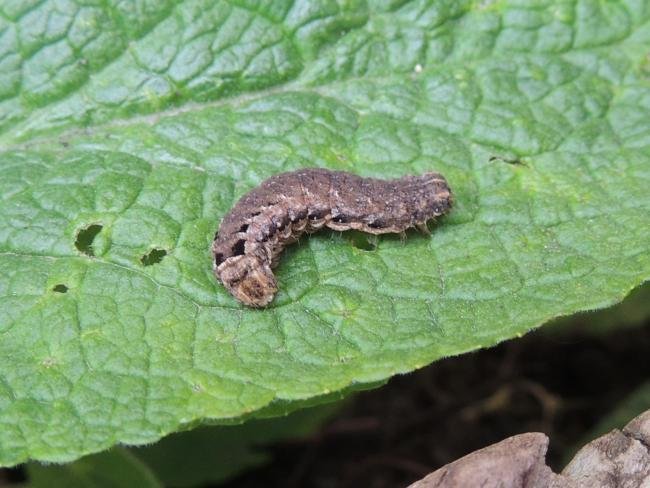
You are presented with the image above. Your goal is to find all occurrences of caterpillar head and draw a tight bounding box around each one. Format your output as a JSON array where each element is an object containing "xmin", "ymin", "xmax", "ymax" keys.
[{"xmin": 215, "ymin": 254, "xmax": 278, "ymax": 307}]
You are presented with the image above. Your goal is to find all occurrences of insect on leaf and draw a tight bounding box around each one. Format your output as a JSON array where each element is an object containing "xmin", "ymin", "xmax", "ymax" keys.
[{"xmin": 0, "ymin": 0, "xmax": 649, "ymax": 467}]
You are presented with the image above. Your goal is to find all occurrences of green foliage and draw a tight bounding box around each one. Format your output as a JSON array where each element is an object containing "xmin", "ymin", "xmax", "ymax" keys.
[
  {"xmin": 28, "ymin": 402, "xmax": 342, "ymax": 487},
  {"xmin": 27, "ymin": 449, "xmax": 161, "ymax": 488},
  {"xmin": 546, "ymin": 282, "xmax": 650, "ymax": 335},
  {"xmin": 132, "ymin": 401, "xmax": 343, "ymax": 486},
  {"xmin": 1, "ymin": 0, "xmax": 649, "ymax": 467}
]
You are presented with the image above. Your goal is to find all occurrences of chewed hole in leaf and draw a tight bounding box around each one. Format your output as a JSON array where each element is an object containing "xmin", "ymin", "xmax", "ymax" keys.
[
  {"xmin": 52, "ymin": 284, "xmax": 68, "ymax": 293},
  {"xmin": 75, "ymin": 224, "xmax": 103, "ymax": 257},
  {"xmin": 141, "ymin": 248, "xmax": 167, "ymax": 266}
]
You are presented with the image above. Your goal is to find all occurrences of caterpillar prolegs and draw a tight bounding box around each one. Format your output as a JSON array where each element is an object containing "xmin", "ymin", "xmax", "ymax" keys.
[{"xmin": 213, "ymin": 168, "xmax": 453, "ymax": 307}]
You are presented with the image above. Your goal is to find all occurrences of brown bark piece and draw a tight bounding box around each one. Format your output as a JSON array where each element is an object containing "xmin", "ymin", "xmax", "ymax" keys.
[
  {"xmin": 409, "ymin": 410, "xmax": 650, "ymax": 488},
  {"xmin": 562, "ymin": 410, "xmax": 650, "ymax": 488},
  {"xmin": 407, "ymin": 433, "xmax": 563, "ymax": 488}
]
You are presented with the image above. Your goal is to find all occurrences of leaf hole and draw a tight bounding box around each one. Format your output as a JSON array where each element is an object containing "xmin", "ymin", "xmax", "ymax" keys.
[
  {"xmin": 53, "ymin": 284, "xmax": 68, "ymax": 293},
  {"xmin": 75, "ymin": 224, "xmax": 103, "ymax": 257},
  {"xmin": 141, "ymin": 248, "xmax": 167, "ymax": 266}
]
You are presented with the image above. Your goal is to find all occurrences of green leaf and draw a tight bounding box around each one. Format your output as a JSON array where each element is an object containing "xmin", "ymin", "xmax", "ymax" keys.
[
  {"xmin": 1, "ymin": 0, "xmax": 649, "ymax": 467},
  {"xmin": 546, "ymin": 282, "xmax": 650, "ymax": 335},
  {"xmin": 26, "ymin": 401, "xmax": 343, "ymax": 487},
  {"xmin": 131, "ymin": 401, "xmax": 344, "ymax": 487},
  {"xmin": 27, "ymin": 449, "xmax": 161, "ymax": 488}
]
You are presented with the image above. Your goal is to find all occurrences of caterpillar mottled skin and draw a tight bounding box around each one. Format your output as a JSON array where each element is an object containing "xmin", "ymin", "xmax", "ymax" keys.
[{"xmin": 213, "ymin": 168, "xmax": 453, "ymax": 307}]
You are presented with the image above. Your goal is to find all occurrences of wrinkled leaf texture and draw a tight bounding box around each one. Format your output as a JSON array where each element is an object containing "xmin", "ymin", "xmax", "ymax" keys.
[{"xmin": 0, "ymin": 0, "xmax": 649, "ymax": 466}]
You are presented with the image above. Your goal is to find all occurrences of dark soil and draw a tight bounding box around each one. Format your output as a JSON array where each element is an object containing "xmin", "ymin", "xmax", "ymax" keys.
[{"xmin": 224, "ymin": 323, "xmax": 650, "ymax": 488}]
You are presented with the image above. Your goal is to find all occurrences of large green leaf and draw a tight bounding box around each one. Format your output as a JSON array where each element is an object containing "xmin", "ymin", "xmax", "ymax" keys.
[
  {"xmin": 546, "ymin": 282, "xmax": 650, "ymax": 335},
  {"xmin": 1, "ymin": 0, "xmax": 649, "ymax": 467},
  {"xmin": 27, "ymin": 448, "xmax": 161, "ymax": 488},
  {"xmin": 27, "ymin": 401, "xmax": 343, "ymax": 487},
  {"xmin": 131, "ymin": 400, "xmax": 343, "ymax": 486}
]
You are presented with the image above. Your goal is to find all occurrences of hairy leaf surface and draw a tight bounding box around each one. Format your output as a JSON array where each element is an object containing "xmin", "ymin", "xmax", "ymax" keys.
[{"xmin": 1, "ymin": 0, "xmax": 649, "ymax": 465}]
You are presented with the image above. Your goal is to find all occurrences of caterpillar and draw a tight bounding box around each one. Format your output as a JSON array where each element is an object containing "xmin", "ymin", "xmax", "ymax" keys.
[{"xmin": 213, "ymin": 168, "xmax": 453, "ymax": 307}]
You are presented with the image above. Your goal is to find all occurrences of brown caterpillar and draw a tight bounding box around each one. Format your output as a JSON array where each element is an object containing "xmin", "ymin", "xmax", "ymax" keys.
[{"xmin": 212, "ymin": 168, "xmax": 453, "ymax": 307}]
